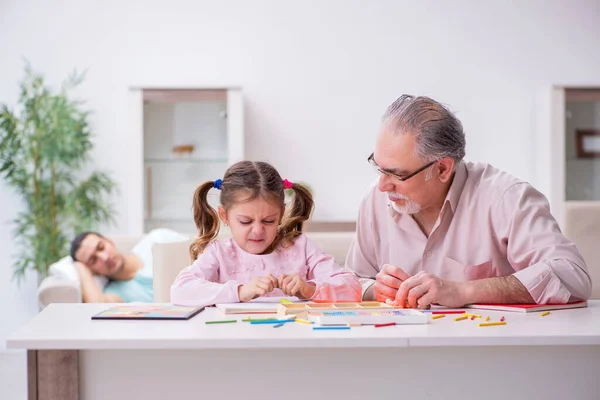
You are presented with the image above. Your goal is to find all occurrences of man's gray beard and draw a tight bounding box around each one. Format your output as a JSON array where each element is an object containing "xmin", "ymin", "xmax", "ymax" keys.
[{"xmin": 389, "ymin": 194, "xmax": 422, "ymax": 214}]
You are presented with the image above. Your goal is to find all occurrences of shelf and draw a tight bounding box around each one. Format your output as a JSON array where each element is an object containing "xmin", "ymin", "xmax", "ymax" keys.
[
  {"xmin": 144, "ymin": 158, "xmax": 228, "ymax": 164},
  {"xmin": 566, "ymin": 157, "xmax": 600, "ymax": 161}
]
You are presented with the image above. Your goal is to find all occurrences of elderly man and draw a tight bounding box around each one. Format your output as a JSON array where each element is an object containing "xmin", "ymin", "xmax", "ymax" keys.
[{"xmin": 346, "ymin": 95, "xmax": 591, "ymax": 308}]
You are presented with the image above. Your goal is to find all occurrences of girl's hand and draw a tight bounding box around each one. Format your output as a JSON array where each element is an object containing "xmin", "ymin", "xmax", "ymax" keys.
[
  {"xmin": 278, "ymin": 273, "xmax": 316, "ymax": 299},
  {"xmin": 238, "ymin": 274, "xmax": 278, "ymax": 302}
]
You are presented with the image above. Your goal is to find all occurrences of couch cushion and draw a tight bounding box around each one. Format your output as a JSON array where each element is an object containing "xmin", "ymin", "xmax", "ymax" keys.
[{"xmin": 563, "ymin": 202, "xmax": 600, "ymax": 300}]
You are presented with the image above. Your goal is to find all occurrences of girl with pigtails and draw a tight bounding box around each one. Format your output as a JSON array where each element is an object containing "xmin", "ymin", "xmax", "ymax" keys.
[{"xmin": 171, "ymin": 161, "xmax": 361, "ymax": 307}]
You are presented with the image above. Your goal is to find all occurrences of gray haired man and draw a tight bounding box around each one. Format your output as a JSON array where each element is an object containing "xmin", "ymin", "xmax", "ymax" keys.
[{"xmin": 345, "ymin": 95, "xmax": 591, "ymax": 308}]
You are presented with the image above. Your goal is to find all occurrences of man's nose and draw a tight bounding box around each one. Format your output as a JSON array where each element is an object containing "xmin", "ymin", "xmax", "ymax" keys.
[
  {"xmin": 98, "ymin": 251, "xmax": 109, "ymax": 262},
  {"xmin": 378, "ymin": 174, "xmax": 394, "ymax": 193}
]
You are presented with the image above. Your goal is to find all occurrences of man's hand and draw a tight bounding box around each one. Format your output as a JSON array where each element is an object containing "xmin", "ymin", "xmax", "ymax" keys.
[
  {"xmin": 74, "ymin": 261, "xmax": 123, "ymax": 303},
  {"xmin": 392, "ymin": 271, "xmax": 467, "ymax": 308},
  {"xmin": 74, "ymin": 261, "xmax": 93, "ymax": 278},
  {"xmin": 238, "ymin": 274, "xmax": 278, "ymax": 302},
  {"xmin": 278, "ymin": 273, "xmax": 316, "ymax": 299},
  {"xmin": 374, "ymin": 264, "xmax": 411, "ymax": 303}
]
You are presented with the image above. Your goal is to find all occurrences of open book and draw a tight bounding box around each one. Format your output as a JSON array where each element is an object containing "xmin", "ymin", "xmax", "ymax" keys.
[
  {"xmin": 216, "ymin": 297, "xmax": 304, "ymax": 314},
  {"xmin": 464, "ymin": 301, "xmax": 588, "ymax": 313},
  {"xmin": 92, "ymin": 305, "xmax": 205, "ymax": 320}
]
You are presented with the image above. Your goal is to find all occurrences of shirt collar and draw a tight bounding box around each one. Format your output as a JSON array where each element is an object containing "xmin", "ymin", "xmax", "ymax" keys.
[{"xmin": 443, "ymin": 161, "xmax": 467, "ymax": 214}]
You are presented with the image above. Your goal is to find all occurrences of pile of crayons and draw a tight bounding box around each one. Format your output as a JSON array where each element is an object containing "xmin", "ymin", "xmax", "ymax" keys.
[
  {"xmin": 204, "ymin": 309, "xmax": 552, "ymax": 329},
  {"xmin": 204, "ymin": 315, "xmax": 353, "ymax": 330},
  {"xmin": 428, "ymin": 310, "xmax": 551, "ymax": 327}
]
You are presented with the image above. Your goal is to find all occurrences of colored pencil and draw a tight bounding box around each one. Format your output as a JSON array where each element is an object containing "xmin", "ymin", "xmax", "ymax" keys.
[
  {"xmin": 540, "ymin": 311, "xmax": 550, "ymax": 317},
  {"xmin": 478, "ymin": 321, "xmax": 507, "ymax": 327},
  {"xmin": 242, "ymin": 317, "xmax": 276, "ymax": 322},
  {"xmin": 205, "ymin": 320, "xmax": 237, "ymax": 324},
  {"xmin": 273, "ymin": 323, "xmax": 285, "ymax": 328},
  {"xmin": 454, "ymin": 315, "xmax": 469, "ymax": 321},
  {"xmin": 431, "ymin": 314, "xmax": 445, "ymax": 320},
  {"xmin": 250, "ymin": 319, "xmax": 295, "ymax": 325},
  {"xmin": 313, "ymin": 326, "xmax": 351, "ymax": 330},
  {"xmin": 430, "ymin": 311, "xmax": 465, "ymax": 315},
  {"xmin": 374, "ymin": 322, "xmax": 396, "ymax": 328}
]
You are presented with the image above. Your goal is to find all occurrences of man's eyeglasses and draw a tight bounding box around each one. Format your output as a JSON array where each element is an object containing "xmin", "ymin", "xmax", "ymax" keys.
[{"xmin": 367, "ymin": 153, "xmax": 437, "ymax": 182}]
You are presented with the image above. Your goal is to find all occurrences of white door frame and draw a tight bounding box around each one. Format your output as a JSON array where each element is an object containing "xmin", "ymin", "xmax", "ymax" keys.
[
  {"xmin": 539, "ymin": 85, "xmax": 600, "ymax": 228},
  {"xmin": 126, "ymin": 85, "xmax": 243, "ymax": 235}
]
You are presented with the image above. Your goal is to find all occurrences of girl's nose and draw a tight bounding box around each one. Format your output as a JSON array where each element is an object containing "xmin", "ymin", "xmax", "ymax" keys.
[{"xmin": 252, "ymin": 223, "xmax": 265, "ymax": 234}]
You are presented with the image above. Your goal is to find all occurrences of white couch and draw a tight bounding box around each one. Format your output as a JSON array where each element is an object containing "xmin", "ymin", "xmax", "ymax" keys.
[
  {"xmin": 37, "ymin": 232, "xmax": 357, "ymax": 307},
  {"xmin": 37, "ymin": 235, "xmax": 143, "ymax": 308},
  {"xmin": 563, "ymin": 202, "xmax": 600, "ymax": 300}
]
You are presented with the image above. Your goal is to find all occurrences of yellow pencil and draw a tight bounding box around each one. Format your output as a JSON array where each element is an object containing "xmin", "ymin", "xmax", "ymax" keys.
[
  {"xmin": 478, "ymin": 321, "xmax": 507, "ymax": 327},
  {"xmin": 454, "ymin": 315, "xmax": 468, "ymax": 321},
  {"xmin": 431, "ymin": 314, "xmax": 445, "ymax": 320},
  {"xmin": 540, "ymin": 311, "xmax": 550, "ymax": 317},
  {"xmin": 295, "ymin": 318, "xmax": 313, "ymax": 325}
]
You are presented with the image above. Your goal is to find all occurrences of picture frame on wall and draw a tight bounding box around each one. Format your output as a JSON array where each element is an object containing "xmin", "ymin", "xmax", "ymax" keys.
[{"xmin": 576, "ymin": 130, "xmax": 600, "ymax": 158}]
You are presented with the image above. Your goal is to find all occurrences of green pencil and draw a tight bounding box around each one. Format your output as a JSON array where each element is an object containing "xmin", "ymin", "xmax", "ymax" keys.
[
  {"xmin": 205, "ymin": 320, "xmax": 237, "ymax": 324},
  {"xmin": 242, "ymin": 317, "xmax": 276, "ymax": 322}
]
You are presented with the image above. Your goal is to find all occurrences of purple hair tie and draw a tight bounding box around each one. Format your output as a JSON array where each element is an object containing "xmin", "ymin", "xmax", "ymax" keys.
[{"xmin": 283, "ymin": 179, "xmax": 293, "ymax": 189}]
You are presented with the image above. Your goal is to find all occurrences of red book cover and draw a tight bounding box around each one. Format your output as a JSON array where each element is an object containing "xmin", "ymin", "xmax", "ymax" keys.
[{"xmin": 464, "ymin": 301, "xmax": 588, "ymax": 313}]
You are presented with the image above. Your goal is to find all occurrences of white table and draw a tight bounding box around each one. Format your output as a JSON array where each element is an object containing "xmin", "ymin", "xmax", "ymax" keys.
[{"xmin": 8, "ymin": 301, "xmax": 600, "ymax": 400}]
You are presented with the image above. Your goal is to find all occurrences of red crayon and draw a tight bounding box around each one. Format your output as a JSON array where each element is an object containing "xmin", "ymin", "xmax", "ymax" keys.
[
  {"xmin": 432, "ymin": 311, "xmax": 465, "ymax": 315},
  {"xmin": 374, "ymin": 322, "xmax": 396, "ymax": 328},
  {"xmin": 500, "ymin": 316, "xmax": 505, "ymax": 322}
]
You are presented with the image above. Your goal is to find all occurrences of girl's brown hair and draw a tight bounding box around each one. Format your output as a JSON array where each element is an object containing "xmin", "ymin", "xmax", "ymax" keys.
[{"xmin": 189, "ymin": 161, "xmax": 314, "ymax": 260}]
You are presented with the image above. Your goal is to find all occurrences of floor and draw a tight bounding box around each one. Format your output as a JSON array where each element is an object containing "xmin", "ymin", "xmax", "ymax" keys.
[{"xmin": 0, "ymin": 350, "xmax": 27, "ymax": 400}]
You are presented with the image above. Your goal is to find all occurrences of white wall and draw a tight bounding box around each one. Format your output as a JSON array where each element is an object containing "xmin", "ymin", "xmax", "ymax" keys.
[{"xmin": 1, "ymin": 0, "xmax": 600, "ymax": 347}]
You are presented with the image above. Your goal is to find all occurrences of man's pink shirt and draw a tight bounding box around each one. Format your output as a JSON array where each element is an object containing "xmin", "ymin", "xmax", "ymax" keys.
[{"xmin": 346, "ymin": 161, "xmax": 591, "ymax": 304}]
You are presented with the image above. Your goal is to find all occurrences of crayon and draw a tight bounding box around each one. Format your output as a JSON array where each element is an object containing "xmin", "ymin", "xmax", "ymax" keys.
[
  {"xmin": 205, "ymin": 320, "xmax": 237, "ymax": 324},
  {"xmin": 313, "ymin": 326, "xmax": 351, "ymax": 330},
  {"xmin": 478, "ymin": 321, "xmax": 507, "ymax": 327},
  {"xmin": 374, "ymin": 322, "xmax": 396, "ymax": 328}
]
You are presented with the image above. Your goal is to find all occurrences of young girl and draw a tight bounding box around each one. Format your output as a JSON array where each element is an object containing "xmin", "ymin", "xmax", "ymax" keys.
[{"xmin": 170, "ymin": 161, "xmax": 361, "ymax": 307}]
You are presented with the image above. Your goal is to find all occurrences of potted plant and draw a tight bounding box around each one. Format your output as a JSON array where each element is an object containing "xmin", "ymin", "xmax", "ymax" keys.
[{"xmin": 0, "ymin": 63, "xmax": 117, "ymax": 283}]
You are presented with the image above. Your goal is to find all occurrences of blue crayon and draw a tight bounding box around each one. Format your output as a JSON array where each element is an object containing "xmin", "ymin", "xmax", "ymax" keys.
[
  {"xmin": 313, "ymin": 326, "xmax": 351, "ymax": 330},
  {"xmin": 273, "ymin": 323, "xmax": 285, "ymax": 328},
  {"xmin": 250, "ymin": 319, "xmax": 294, "ymax": 325}
]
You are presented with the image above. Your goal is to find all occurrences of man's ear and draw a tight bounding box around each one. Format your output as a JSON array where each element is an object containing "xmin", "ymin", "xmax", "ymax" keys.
[
  {"xmin": 437, "ymin": 158, "xmax": 455, "ymax": 183},
  {"xmin": 217, "ymin": 206, "xmax": 228, "ymax": 225}
]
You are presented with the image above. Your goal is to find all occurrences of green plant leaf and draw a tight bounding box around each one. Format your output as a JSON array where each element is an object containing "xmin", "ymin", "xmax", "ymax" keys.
[{"xmin": 0, "ymin": 62, "xmax": 118, "ymax": 282}]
